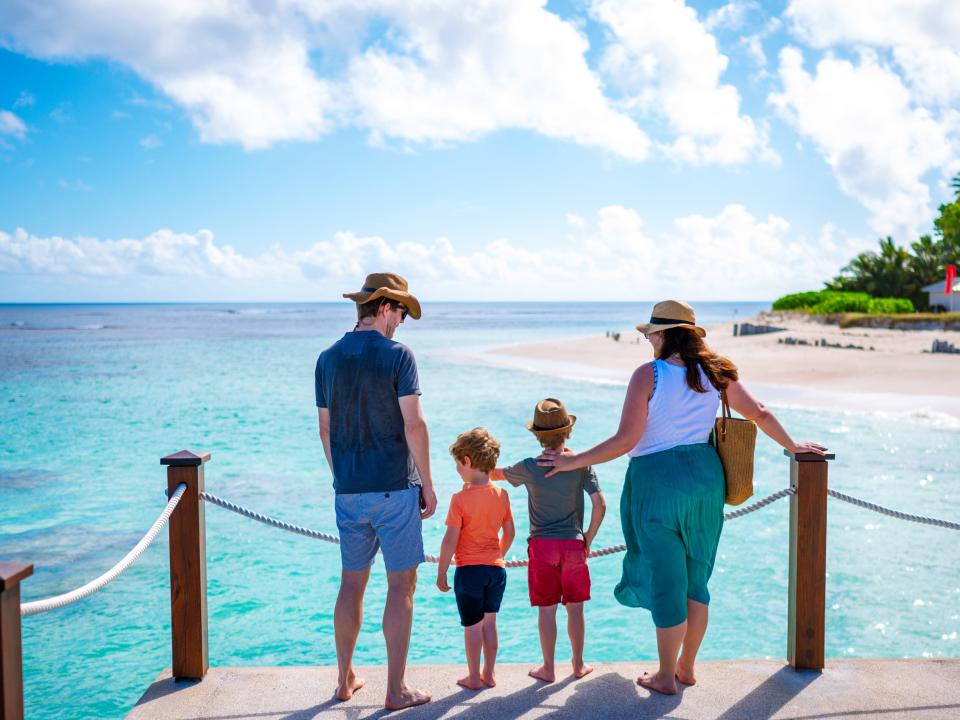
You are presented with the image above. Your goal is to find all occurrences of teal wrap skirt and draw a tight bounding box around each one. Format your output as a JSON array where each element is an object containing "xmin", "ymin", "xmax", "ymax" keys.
[{"xmin": 614, "ymin": 443, "xmax": 725, "ymax": 628}]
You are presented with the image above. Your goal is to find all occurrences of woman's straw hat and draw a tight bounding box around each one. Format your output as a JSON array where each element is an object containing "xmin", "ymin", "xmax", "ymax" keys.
[
  {"xmin": 342, "ymin": 272, "xmax": 422, "ymax": 319},
  {"xmin": 635, "ymin": 300, "xmax": 706, "ymax": 337},
  {"xmin": 526, "ymin": 398, "xmax": 577, "ymax": 436}
]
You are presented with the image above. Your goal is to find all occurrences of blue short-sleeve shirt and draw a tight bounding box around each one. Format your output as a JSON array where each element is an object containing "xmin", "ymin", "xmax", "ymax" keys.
[{"xmin": 315, "ymin": 330, "xmax": 422, "ymax": 494}]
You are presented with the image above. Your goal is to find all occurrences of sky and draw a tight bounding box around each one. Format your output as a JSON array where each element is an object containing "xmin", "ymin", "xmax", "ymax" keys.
[{"xmin": 1, "ymin": 0, "xmax": 959, "ymax": 302}]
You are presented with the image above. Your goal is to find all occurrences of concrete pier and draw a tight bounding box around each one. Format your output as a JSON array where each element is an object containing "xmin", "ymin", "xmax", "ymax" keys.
[{"xmin": 128, "ymin": 658, "xmax": 960, "ymax": 719}]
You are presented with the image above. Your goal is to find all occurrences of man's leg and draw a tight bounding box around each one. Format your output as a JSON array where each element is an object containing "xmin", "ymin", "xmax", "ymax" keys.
[
  {"xmin": 383, "ymin": 567, "xmax": 430, "ymax": 710},
  {"xmin": 334, "ymin": 568, "xmax": 370, "ymax": 701}
]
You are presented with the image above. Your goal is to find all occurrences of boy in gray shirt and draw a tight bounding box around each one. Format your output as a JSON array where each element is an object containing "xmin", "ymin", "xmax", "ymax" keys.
[{"xmin": 491, "ymin": 398, "xmax": 606, "ymax": 683}]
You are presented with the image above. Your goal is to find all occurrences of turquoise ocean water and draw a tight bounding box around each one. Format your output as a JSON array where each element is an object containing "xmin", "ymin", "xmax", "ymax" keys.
[{"xmin": 1, "ymin": 302, "xmax": 958, "ymax": 719}]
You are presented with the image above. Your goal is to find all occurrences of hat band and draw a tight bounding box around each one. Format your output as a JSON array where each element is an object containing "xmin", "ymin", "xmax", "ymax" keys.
[
  {"xmin": 362, "ymin": 287, "xmax": 379, "ymax": 292},
  {"xmin": 531, "ymin": 419, "xmax": 572, "ymax": 432},
  {"xmin": 649, "ymin": 316, "xmax": 695, "ymax": 326}
]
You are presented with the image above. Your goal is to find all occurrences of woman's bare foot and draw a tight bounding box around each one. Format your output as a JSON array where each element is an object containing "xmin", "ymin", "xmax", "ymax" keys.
[
  {"xmin": 528, "ymin": 665, "xmax": 556, "ymax": 683},
  {"xmin": 637, "ymin": 671, "xmax": 677, "ymax": 695},
  {"xmin": 481, "ymin": 671, "xmax": 497, "ymax": 687},
  {"xmin": 335, "ymin": 674, "xmax": 364, "ymax": 701},
  {"xmin": 675, "ymin": 664, "xmax": 697, "ymax": 686},
  {"xmin": 457, "ymin": 675, "xmax": 485, "ymax": 691},
  {"xmin": 572, "ymin": 662, "xmax": 594, "ymax": 679},
  {"xmin": 384, "ymin": 686, "xmax": 431, "ymax": 710}
]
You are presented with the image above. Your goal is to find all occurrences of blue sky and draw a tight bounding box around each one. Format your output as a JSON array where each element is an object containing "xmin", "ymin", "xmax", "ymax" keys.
[{"xmin": 1, "ymin": 0, "xmax": 958, "ymax": 302}]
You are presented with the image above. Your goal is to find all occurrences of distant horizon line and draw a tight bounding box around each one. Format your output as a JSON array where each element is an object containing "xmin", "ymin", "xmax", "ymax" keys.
[{"xmin": 0, "ymin": 299, "xmax": 775, "ymax": 306}]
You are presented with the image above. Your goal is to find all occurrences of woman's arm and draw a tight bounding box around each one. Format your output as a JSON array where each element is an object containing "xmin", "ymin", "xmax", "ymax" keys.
[
  {"xmin": 725, "ymin": 380, "xmax": 827, "ymax": 455},
  {"xmin": 541, "ymin": 363, "xmax": 654, "ymax": 476}
]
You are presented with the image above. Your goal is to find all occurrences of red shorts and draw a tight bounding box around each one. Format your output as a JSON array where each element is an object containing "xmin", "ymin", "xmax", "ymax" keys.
[{"xmin": 527, "ymin": 538, "xmax": 591, "ymax": 606}]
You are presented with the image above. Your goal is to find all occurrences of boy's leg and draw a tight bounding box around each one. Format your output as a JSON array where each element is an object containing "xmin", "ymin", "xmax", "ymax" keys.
[
  {"xmin": 455, "ymin": 566, "xmax": 488, "ymax": 690},
  {"xmin": 459, "ymin": 621, "xmax": 485, "ymax": 690},
  {"xmin": 530, "ymin": 605, "xmax": 558, "ymax": 682},
  {"xmin": 480, "ymin": 613, "xmax": 498, "ymax": 686},
  {"xmin": 565, "ymin": 602, "xmax": 592, "ymax": 678}
]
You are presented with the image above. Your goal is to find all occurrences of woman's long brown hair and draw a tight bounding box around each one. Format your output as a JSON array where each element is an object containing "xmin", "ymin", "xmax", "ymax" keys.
[{"xmin": 656, "ymin": 327, "xmax": 739, "ymax": 393}]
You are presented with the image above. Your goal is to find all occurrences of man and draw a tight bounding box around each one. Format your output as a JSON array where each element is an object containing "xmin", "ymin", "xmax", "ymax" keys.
[{"xmin": 315, "ymin": 272, "xmax": 438, "ymax": 710}]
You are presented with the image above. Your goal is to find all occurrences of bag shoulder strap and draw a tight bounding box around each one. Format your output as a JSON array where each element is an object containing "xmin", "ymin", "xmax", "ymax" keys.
[{"xmin": 718, "ymin": 388, "xmax": 731, "ymax": 442}]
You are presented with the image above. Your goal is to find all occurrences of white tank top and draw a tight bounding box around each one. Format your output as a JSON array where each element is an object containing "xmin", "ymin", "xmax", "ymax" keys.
[{"xmin": 628, "ymin": 359, "xmax": 721, "ymax": 457}]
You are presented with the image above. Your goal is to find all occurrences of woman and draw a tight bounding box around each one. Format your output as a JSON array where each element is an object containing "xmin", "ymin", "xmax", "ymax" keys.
[{"xmin": 540, "ymin": 300, "xmax": 826, "ymax": 695}]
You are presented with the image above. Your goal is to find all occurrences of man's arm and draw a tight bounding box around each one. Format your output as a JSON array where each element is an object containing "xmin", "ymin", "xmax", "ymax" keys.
[
  {"xmin": 398, "ymin": 394, "xmax": 437, "ymax": 519},
  {"xmin": 317, "ymin": 408, "xmax": 333, "ymax": 471},
  {"xmin": 582, "ymin": 491, "xmax": 606, "ymax": 555},
  {"xmin": 436, "ymin": 526, "xmax": 460, "ymax": 592}
]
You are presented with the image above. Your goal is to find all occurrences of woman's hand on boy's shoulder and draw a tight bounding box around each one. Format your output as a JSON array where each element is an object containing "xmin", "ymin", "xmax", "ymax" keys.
[{"xmin": 537, "ymin": 446, "xmax": 576, "ymax": 477}]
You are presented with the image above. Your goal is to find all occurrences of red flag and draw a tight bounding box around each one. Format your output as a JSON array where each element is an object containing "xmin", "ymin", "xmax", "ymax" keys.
[{"xmin": 948, "ymin": 264, "xmax": 957, "ymax": 295}]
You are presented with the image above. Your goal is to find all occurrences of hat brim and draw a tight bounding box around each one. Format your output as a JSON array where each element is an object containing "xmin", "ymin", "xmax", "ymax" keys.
[
  {"xmin": 343, "ymin": 288, "xmax": 422, "ymax": 319},
  {"xmin": 635, "ymin": 322, "xmax": 706, "ymax": 338},
  {"xmin": 526, "ymin": 415, "xmax": 577, "ymax": 435}
]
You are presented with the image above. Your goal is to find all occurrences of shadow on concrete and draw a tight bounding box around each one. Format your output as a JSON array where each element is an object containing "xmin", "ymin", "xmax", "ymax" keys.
[
  {"xmin": 784, "ymin": 704, "xmax": 960, "ymax": 719},
  {"xmin": 714, "ymin": 665, "xmax": 819, "ymax": 720},
  {"xmin": 130, "ymin": 676, "xmax": 201, "ymax": 708},
  {"xmin": 543, "ymin": 671, "xmax": 683, "ymax": 720}
]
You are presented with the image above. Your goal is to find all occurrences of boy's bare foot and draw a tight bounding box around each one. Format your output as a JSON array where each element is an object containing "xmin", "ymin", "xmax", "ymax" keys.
[
  {"xmin": 675, "ymin": 664, "xmax": 697, "ymax": 686},
  {"xmin": 456, "ymin": 675, "xmax": 485, "ymax": 691},
  {"xmin": 384, "ymin": 686, "xmax": 431, "ymax": 710},
  {"xmin": 335, "ymin": 674, "xmax": 364, "ymax": 701},
  {"xmin": 637, "ymin": 671, "xmax": 677, "ymax": 695},
  {"xmin": 528, "ymin": 665, "xmax": 556, "ymax": 683},
  {"xmin": 572, "ymin": 662, "xmax": 594, "ymax": 679},
  {"xmin": 481, "ymin": 671, "xmax": 497, "ymax": 687}
]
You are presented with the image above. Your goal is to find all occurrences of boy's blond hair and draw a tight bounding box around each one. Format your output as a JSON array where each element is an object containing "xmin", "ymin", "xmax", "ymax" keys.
[
  {"xmin": 449, "ymin": 427, "xmax": 501, "ymax": 473},
  {"xmin": 534, "ymin": 426, "xmax": 572, "ymax": 451}
]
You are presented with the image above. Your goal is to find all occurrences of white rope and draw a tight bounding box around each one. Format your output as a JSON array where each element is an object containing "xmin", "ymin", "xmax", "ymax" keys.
[
  {"xmin": 20, "ymin": 483, "xmax": 187, "ymax": 617},
  {"xmin": 200, "ymin": 488, "xmax": 796, "ymax": 568},
  {"xmin": 828, "ymin": 488, "xmax": 960, "ymax": 531}
]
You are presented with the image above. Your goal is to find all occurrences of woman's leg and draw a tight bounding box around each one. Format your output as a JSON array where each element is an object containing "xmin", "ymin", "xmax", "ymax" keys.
[
  {"xmin": 677, "ymin": 599, "xmax": 708, "ymax": 684},
  {"xmin": 480, "ymin": 613, "xmax": 498, "ymax": 686},
  {"xmin": 638, "ymin": 620, "xmax": 684, "ymax": 695}
]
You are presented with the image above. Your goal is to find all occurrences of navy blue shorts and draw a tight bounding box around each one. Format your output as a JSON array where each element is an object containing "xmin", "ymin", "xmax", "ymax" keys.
[{"xmin": 454, "ymin": 565, "xmax": 507, "ymax": 627}]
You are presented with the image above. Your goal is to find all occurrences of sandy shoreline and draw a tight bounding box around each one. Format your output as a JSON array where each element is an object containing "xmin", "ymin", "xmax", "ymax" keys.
[{"xmin": 482, "ymin": 313, "xmax": 960, "ymax": 421}]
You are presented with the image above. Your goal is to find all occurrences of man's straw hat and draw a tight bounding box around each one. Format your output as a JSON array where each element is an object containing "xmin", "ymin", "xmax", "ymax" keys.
[
  {"xmin": 526, "ymin": 398, "xmax": 577, "ymax": 436},
  {"xmin": 342, "ymin": 272, "xmax": 422, "ymax": 319},
  {"xmin": 635, "ymin": 300, "xmax": 706, "ymax": 337}
]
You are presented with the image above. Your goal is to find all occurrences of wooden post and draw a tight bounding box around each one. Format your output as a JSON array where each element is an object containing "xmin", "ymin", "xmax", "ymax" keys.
[
  {"xmin": 786, "ymin": 450, "xmax": 834, "ymax": 671},
  {"xmin": 1, "ymin": 562, "xmax": 33, "ymax": 720},
  {"xmin": 161, "ymin": 450, "xmax": 210, "ymax": 681}
]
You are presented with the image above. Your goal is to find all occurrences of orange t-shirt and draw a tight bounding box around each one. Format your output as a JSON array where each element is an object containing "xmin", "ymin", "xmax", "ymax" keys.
[{"xmin": 445, "ymin": 483, "xmax": 513, "ymax": 568}]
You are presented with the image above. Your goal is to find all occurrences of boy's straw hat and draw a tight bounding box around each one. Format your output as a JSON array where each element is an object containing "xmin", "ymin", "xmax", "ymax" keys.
[
  {"xmin": 635, "ymin": 299, "xmax": 706, "ymax": 337},
  {"xmin": 342, "ymin": 272, "xmax": 422, "ymax": 319},
  {"xmin": 526, "ymin": 398, "xmax": 576, "ymax": 436}
]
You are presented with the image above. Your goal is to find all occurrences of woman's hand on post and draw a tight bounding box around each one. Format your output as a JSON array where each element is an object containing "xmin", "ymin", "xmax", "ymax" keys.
[
  {"xmin": 536, "ymin": 447, "xmax": 577, "ymax": 477},
  {"xmin": 791, "ymin": 440, "xmax": 828, "ymax": 456}
]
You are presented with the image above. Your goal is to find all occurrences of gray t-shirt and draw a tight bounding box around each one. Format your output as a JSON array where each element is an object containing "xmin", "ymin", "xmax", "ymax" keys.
[{"xmin": 503, "ymin": 458, "xmax": 601, "ymax": 540}]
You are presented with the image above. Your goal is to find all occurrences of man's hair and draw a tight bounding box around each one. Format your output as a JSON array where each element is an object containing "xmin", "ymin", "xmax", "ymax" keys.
[
  {"xmin": 357, "ymin": 297, "xmax": 402, "ymax": 322},
  {"xmin": 534, "ymin": 426, "xmax": 572, "ymax": 451},
  {"xmin": 449, "ymin": 427, "xmax": 501, "ymax": 474}
]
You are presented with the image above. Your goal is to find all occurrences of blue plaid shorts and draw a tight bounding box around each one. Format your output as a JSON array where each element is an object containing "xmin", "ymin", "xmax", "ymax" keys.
[{"xmin": 334, "ymin": 486, "xmax": 425, "ymax": 573}]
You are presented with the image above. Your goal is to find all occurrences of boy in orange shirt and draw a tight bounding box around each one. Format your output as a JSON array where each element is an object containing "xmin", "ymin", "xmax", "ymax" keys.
[{"xmin": 437, "ymin": 428, "xmax": 516, "ymax": 690}]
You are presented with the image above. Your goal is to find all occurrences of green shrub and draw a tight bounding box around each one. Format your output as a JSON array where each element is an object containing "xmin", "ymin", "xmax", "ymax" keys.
[
  {"xmin": 867, "ymin": 297, "xmax": 914, "ymax": 314},
  {"xmin": 811, "ymin": 292, "xmax": 871, "ymax": 314},
  {"xmin": 772, "ymin": 291, "xmax": 824, "ymax": 311}
]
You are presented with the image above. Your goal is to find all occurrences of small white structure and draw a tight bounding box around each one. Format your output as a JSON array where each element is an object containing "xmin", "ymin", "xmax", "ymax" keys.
[{"xmin": 923, "ymin": 280, "xmax": 960, "ymax": 311}]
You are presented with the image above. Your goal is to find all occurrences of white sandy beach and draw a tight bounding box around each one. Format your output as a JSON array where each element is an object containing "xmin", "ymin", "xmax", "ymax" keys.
[{"xmin": 484, "ymin": 313, "xmax": 960, "ymax": 421}]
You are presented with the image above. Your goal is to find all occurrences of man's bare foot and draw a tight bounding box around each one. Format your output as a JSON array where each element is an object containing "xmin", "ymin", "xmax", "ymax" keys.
[
  {"xmin": 457, "ymin": 675, "xmax": 485, "ymax": 691},
  {"xmin": 481, "ymin": 671, "xmax": 496, "ymax": 687},
  {"xmin": 335, "ymin": 674, "xmax": 364, "ymax": 701},
  {"xmin": 384, "ymin": 686, "xmax": 431, "ymax": 710},
  {"xmin": 572, "ymin": 662, "xmax": 594, "ymax": 679},
  {"xmin": 528, "ymin": 665, "xmax": 556, "ymax": 683},
  {"xmin": 675, "ymin": 664, "xmax": 697, "ymax": 686},
  {"xmin": 637, "ymin": 671, "xmax": 677, "ymax": 695}
]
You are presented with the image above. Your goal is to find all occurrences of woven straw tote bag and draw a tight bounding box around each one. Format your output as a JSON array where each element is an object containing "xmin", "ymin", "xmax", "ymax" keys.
[{"xmin": 712, "ymin": 389, "xmax": 757, "ymax": 505}]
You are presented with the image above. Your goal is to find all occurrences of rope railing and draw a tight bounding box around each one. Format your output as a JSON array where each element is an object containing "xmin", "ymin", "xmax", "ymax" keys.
[
  {"xmin": 199, "ymin": 487, "xmax": 799, "ymax": 567},
  {"xmin": 19, "ymin": 483, "xmax": 187, "ymax": 617},
  {"xmin": 827, "ymin": 488, "xmax": 960, "ymax": 531}
]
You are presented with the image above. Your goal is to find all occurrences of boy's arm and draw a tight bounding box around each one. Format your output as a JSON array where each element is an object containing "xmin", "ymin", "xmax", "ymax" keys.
[
  {"xmin": 582, "ymin": 491, "xmax": 607, "ymax": 555},
  {"xmin": 436, "ymin": 526, "xmax": 460, "ymax": 592},
  {"xmin": 499, "ymin": 519, "xmax": 516, "ymax": 559},
  {"xmin": 490, "ymin": 468, "xmax": 506, "ymax": 481}
]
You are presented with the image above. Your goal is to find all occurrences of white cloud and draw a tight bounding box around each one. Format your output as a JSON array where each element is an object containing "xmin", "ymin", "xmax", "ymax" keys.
[
  {"xmin": 0, "ymin": 110, "xmax": 27, "ymax": 139},
  {"xmin": 565, "ymin": 213, "xmax": 586, "ymax": 229},
  {"xmin": 769, "ymin": 47, "xmax": 953, "ymax": 238},
  {"xmin": 13, "ymin": 91, "xmax": 35, "ymax": 108},
  {"xmin": 58, "ymin": 179, "xmax": 94, "ymax": 192},
  {"xmin": 0, "ymin": 0, "xmax": 649, "ymax": 158},
  {"xmin": 592, "ymin": 0, "xmax": 774, "ymax": 165},
  {"xmin": 786, "ymin": 0, "xmax": 960, "ymax": 106},
  {"xmin": 0, "ymin": 206, "xmax": 867, "ymax": 299},
  {"xmin": 704, "ymin": 1, "xmax": 758, "ymax": 32},
  {"xmin": 140, "ymin": 134, "xmax": 162, "ymax": 149}
]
